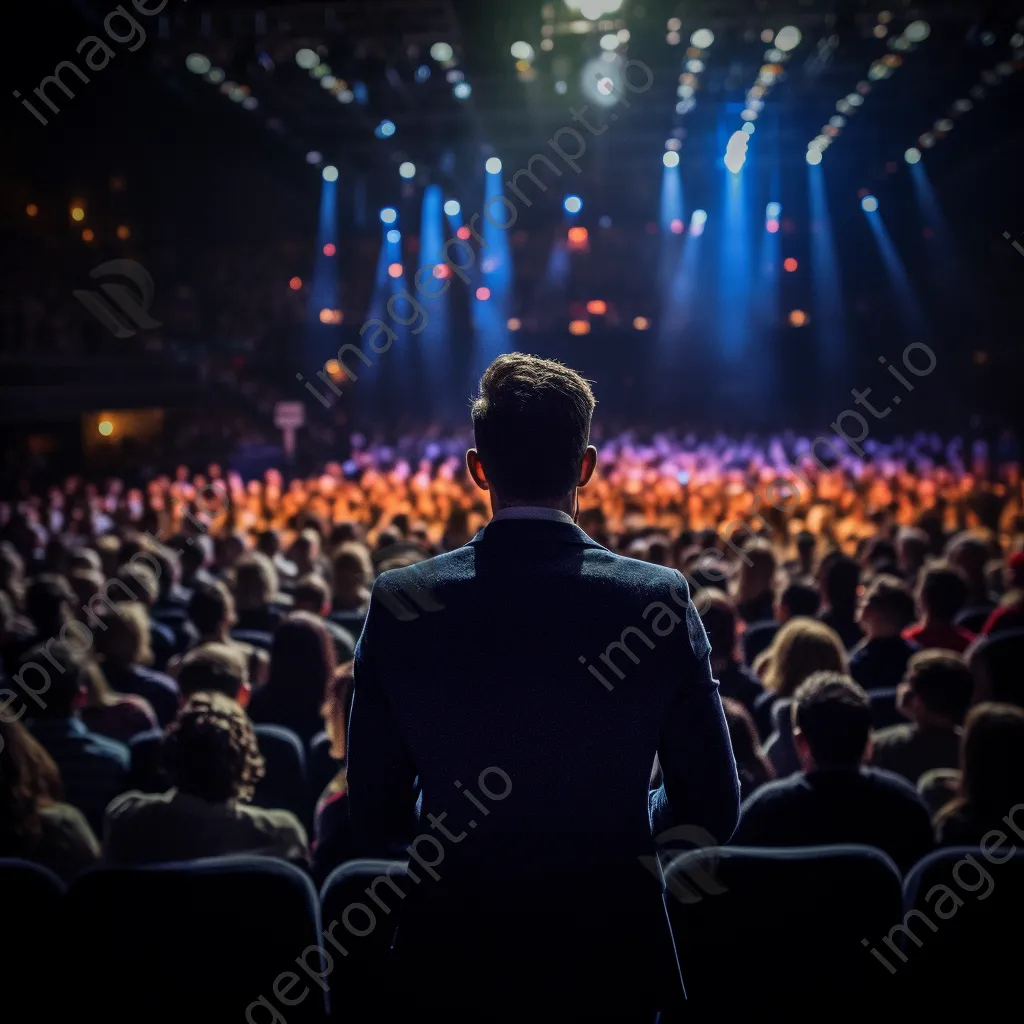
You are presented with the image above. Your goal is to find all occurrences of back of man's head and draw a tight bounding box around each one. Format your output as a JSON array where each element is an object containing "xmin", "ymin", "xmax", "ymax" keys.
[
  {"xmin": 861, "ymin": 574, "xmax": 916, "ymax": 633},
  {"xmin": 903, "ymin": 650, "xmax": 974, "ymax": 727},
  {"xmin": 18, "ymin": 641, "xmax": 86, "ymax": 720},
  {"xmin": 25, "ymin": 574, "xmax": 75, "ymax": 634},
  {"xmin": 694, "ymin": 588, "xmax": 738, "ymax": 662},
  {"xmin": 918, "ymin": 562, "xmax": 969, "ymax": 622},
  {"xmin": 293, "ymin": 574, "xmax": 331, "ymax": 615},
  {"xmin": 188, "ymin": 579, "xmax": 234, "ymax": 635},
  {"xmin": 792, "ymin": 671, "xmax": 871, "ymax": 770},
  {"xmin": 177, "ymin": 643, "xmax": 249, "ymax": 704},
  {"xmin": 471, "ymin": 353, "xmax": 596, "ymax": 504},
  {"xmin": 780, "ymin": 581, "xmax": 821, "ymax": 620},
  {"xmin": 822, "ymin": 555, "xmax": 860, "ymax": 616}
]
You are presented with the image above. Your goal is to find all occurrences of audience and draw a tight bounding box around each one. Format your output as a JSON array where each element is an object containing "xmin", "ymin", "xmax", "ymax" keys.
[
  {"xmin": 104, "ymin": 692, "xmax": 309, "ymax": 864},
  {"xmin": 849, "ymin": 574, "xmax": 920, "ymax": 691},
  {"xmin": 312, "ymin": 660, "xmax": 355, "ymax": 883},
  {"xmin": 733, "ymin": 672, "xmax": 935, "ymax": 871},
  {"xmin": 231, "ymin": 552, "xmax": 286, "ymax": 634},
  {"xmin": 817, "ymin": 554, "xmax": 864, "ymax": 650},
  {"xmin": 722, "ymin": 698, "xmax": 774, "ymax": 801},
  {"xmin": 694, "ymin": 589, "xmax": 762, "ymax": 712},
  {"xmin": 292, "ymin": 574, "xmax": 356, "ymax": 663},
  {"xmin": 905, "ymin": 562, "xmax": 976, "ymax": 654}
]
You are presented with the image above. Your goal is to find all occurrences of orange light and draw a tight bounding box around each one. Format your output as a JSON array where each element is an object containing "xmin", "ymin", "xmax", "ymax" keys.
[
  {"xmin": 323, "ymin": 243, "xmax": 336, "ymax": 256},
  {"xmin": 320, "ymin": 309, "xmax": 343, "ymax": 325},
  {"xmin": 98, "ymin": 419, "xmax": 114, "ymax": 437},
  {"xmin": 82, "ymin": 229, "xmax": 95, "ymax": 242},
  {"xmin": 670, "ymin": 218, "xmax": 684, "ymax": 234},
  {"xmin": 476, "ymin": 287, "xmax": 491, "ymax": 300},
  {"xmin": 633, "ymin": 316, "xmax": 650, "ymax": 331},
  {"xmin": 433, "ymin": 264, "xmax": 451, "ymax": 279},
  {"xmin": 507, "ymin": 317, "xmax": 522, "ymax": 331},
  {"xmin": 766, "ymin": 219, "xmax": 779, "ymax": 233},
  {"xmin": 116, "ymin": 225, "xmax": 130, "ymax": 240},
  {"xmin": 457, "ymin": 225, "xmax": 472, "ymax": 240},
  {"xmin": 788, "ymin": 309, "xmax": 808, "ymax": 327},
  {"xmin": 289, "ymin": 276, "xmax": 302, "ymax": 291},
  {"xmin": 568, "ymin": 226, "xmax": 588, "ymax": 245},
  {"xmin": 388, "ymin": 262, "xmax": 403, "ymax": 278},
  {"xmin": 325, "ymin": 359, "xmax": 343, "ymax": 377},
  {"xmin": 568, "ymin": 320, "xmax": 591, "ymax": 336},
  {"xmin": 71, "ymin": 206, "xmax": 85, "ymax": 222},
  {"xmin": 515, "ymin": 59, "xmax": 531, "ymax": 72},
  {"xmin": 586, "ymin": 300, "xmax": 607, "ymax": 315},
  {"xmin": 783, "ymin": 257, "xmax": 798, "ymax": 272},
  {"xmin": 26, "ymin": 204, "xmax": 38, "ymax": 217}
]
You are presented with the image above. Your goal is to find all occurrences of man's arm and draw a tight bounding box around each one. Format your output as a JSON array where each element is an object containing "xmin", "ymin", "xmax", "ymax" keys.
[
  {"xmin": 346, "ymin": 579, "xmax": 419, "ymax": 850},
  {"xmin": 651, "ymin": 574, "xmax": 740, "ymax": 845}
]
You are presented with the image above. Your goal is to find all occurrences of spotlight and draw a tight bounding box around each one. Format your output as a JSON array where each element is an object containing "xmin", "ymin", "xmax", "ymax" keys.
[
  {"xmin": 447, "ymin": 69, "xmax": 465, "ymax": 83},
  {"xmin": 338, "ymin": 90, "xmax": 354, "ymax": 104},
  {"xmin": 586, "ymin": 300, "xmax": 608, "ymax": 315},
  {"xmin": 568, "ymin": 319, "xmax": 591, "ymax": 335},
  {"xmin": 904, "ymin": 21, "xmax": 930, "ymax": 43},
  {"xmin": 766, "ymin": 219, "xmax": 779, "ymax": 233},
  {"xmin": 444, "ymin": 200, "xmax": 461, "ymax": 217},
  {"xmin": 476, "ymin": 287, "xmax": 491, "ymax": 300},
  {"xmin": 581, "ymin": 57, "xmax": 622, "ymax": 107},
  {"xmin": 686, "ymin": 59, "xmax": 705, "ymax": 73},
  {"xmin": 242, "ymin": 97, "xmax": 259, "ymax": 111},
  {"xmin": 98, "ymin": 420, "xmax": 114, "ymax": 437},
  {"xmin": 905, "ymin": 147, "xmax": 922, "ymax": 164},
  {"xmin": 433, "ymin": 264, "xmax": 452, "ymax": 280},
  {"xmin": 457, "ymin": 225, "xmax": 472, "ymax": 240},
  {"xmin": 600, "ymin": 34, "xmax": 619, "ymax": 51},
  {"xmin": 296, "ymin": 48, "xmax": 319, "ymax": 69},
  {"xmin": 485, "ymin": 157, "xmax": 502, "ymax": 174},
  {"xmin": 806, "ymin": 149, "xmax": 823, "ymax": 165},
  {"xmin": 323, "ymin": 243, "xmax": 336, "ymax": 257},
  {"xmin": 783, "ymin": 258, "xmax": 798, "ymax": 272},
  {"xmin": 205, "ymin": 68, "xmax": 225, "ymax": 84},
  {"xmin": 320, "ymin": 76, "xmax": 337, "ymax": 90},
  {"xmin": 322, "ymin": 165, "xmax": 339, "ymax": 182},
  {"xmin": 742, "ymin": 122, "xmax": 755, "ymax": 135},
  {"xmin": 376, "ymin": 120, "xmax": 396, "ymax": 138},
  {"xmin": 415, "ymin": 65, "xmax": 431, "ymax": 82},
  {"xmin": 775, "ymin": 26, "xmax": 802, "ymax": 51},
  {"xmin": 507, "ymin": 318, "xmax": 522, "ymax": 331},
  {"xmin": 667, "ymin": 18, "xmax": 681, "ymax": 31},
  {"xmin": 690, "ymin": 209, "xmax": 707, "ymax": 236},
  {"xmin": 633, "ymin": 316, "xmax": 650, "ymax": 330},
  {"xmin": 766, "ymin": 202, "xmax": 782, "ymax": 219},
  {"xmin": 670, "ymin": 219, "xmax": 684, "ymax": 234},
  {"xmin": 387, "ymin": 229, "xmax": 401, "ymax": 244},
  {"xmin": 430, "ymin": 42, "xmax": 454, "ymax": 62},
  {"xmin": 564, "ymin": 195, "xmax": 583, "ymax": 214},
  {"xmin": 380, "ymin": 207, "xmax": 398, "ymax": 224},
  {"xmin": 663, "ymin": 151, "xmax": 680, "ymax": 168},
  {"xmin": 186, "ymin": 54, "xmax": 211, "ymax": 75},
  {"xmin": 690, "ymin": 28, "xmax": 714, "ymax": 48},
  {"xmin": 511, "ymin": 41, "xmax": 535, "ymax": 60},
  {"xmin": 116, "ymin": 225, "xmax": 130, "ymax": 240},
  {"xmin": 724, "ymin": 130, "xmax": 748, "ymax": 173},
  {"xmin": 399, "ymin": 162, "xmax": 416, "ymax": 179},
  {"xmin": 788, "ymin": 310, "xmax": 808, "ymax": 327},
  {"xmin": 289, "ymin": 277, "xmax": 302, "ymax": 291},
  {"xmin": 388, "ymin": 263, "xmax": 403, "ymax": 278},
  {"xmin": 453, "ymin": 82, "xmax": 472, "ymax": 99},
  {"xmin": 555, "ymin": 80, "xmax": 568, "ymax": 95},
  {"xmin": 861, "ymin": 195, "xmax": 878, "ymax": 212}
]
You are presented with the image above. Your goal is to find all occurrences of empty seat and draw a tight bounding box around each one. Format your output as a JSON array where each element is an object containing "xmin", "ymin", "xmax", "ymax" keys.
[
  {"xmin": 253, "ymin": 723, "xmax": 309, "ymax": 826},
  {"xmin": 63, "ymin": 855, "xmax": 328, "ymax": 1023},
  {"xmin": 664, "ymin": 844, "xmax": 903, "ymax": 1007}
]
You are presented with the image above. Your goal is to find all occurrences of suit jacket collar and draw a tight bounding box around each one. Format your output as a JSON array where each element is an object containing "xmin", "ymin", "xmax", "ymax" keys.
[{"xmin": 468, "ymin": 519, "xmax": 606, "ymax": 550}]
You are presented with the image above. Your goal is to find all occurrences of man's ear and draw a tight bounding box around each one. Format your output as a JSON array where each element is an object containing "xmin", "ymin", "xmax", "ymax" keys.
[
  {"xmin": 578, "ymin": 445, "xmax": 598, "ymax": 487},
  {"xmin": 466, "ymin": 449, "xmax": 489, "ymax": 491}
]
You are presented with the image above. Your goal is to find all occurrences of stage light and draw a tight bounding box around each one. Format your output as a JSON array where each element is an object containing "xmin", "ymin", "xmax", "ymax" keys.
[
  {"xmin": 338, "ymin": 90, "xmax": 354, "ymax": 103},
  {"xmin": 581, "ymin": 56, "xmax": 622, "ymax": 107},
  {"xmin": 667, "ymin": 17, "xmax": 681, "ymax": 31},
  {"xmin": 667, "ymin": 32, "xmax": 680, "ymax": 45},
  {"xmin": 476, "ymin": 286, "xmax": 491, "ymax": 300},
  {"xmin": 26, "ymin": 204, "xmax": 38, "ymax": 217},
  {"xmin": 388, "ymin": 263, "xmax": 403, "ymax": 278},
  {"xmin": 447, "ymin": 69, "xmax": 465, "ymax": 83},
  {"xmin": 670, "ymin": 219, "xmax": 684, "ymax": 234},
  {"xmin": 846, "ymin": 93, "xmax": 864, "ymax": 107},
  {"xmin": 633, "ymin": 316, "xmax": 650, "ymax": 330},
  {"xmin": 310, "ymin": 64, "xmax": 330, "ymax": 79},
  {"xmin": 555, "ymin": 80, "xmax": 568, "ymax": 94},
  {"xmin": 485, "ymin": 157, "xmax": 502, "ymax": 175},
  {"xmin": 433, "ymin": 264, "xmax": 451, "ymax": 279},
  {"xmin": 904, "ymin": 21, "xmax": 930, "ymax": 43},
  {"xmin": 322, "ymin": 165, "xmax": 338, "ymax": 182},
  {"xmin": 430, "ymin": 42, "xmax": 454, "ymax": 62},
  {"xmin": 507, "ymin": 317, "xmax": 522, "ymax": 331},
  {"xmin": 586, "ymin": 300, "xmax": 607, "ymax": 315},
  {"xmin": 295, "ymin": 48, "xmax": 319, "ymax": 69},
  {"xmin": 724, "ymin": 130, "xmax": 748, "ymax": 173},
  {"xmin": 376, "ymin": 120, "xmax": 396, "ymax": 138},
  {"xmin": 663, "ymin": 151, "xmax": 680, "ymax": 168},
  {"xmin": 566, "ymin": 0, "xmax": 622, "ymax": 18},
  {"xmin": 690, "ymin": 28, "xmax": 714, "ymax": 48},
  {"xmin": 82, "ymin": 229, "xmax": 94, "ymax": 242},
  {"xmin": 457, "ymin": 225, "xmax": 471, "ymax": 240},
  {"xmin": 666, "ymin": 138, "xmax": 682, "ymax": 151},
  {"xmin": 618, "ymin": 29, "xmax": 630, "ymax": 43},
  {"xmin": 935, "ymin": 118, "xmax": 953, "ymax": 133},
  {"xmin": 325, "ymin": 360, "xmax": 342, "ymax": 378},
  {"xmin": 806, "ymin": 149, "xmax": 822, "ymax": 165},
  {"xmin": 380, "ymin": 207, "xmax": 398, "ymax": 224},
  {"xmin": 399, "ymin": 162, "xmax": 416, "ymax": 179},
  {"xmin": 568, "ymin": 320, "xmax": 591, "ymax": 335},
  {"xmin": 788, "ymin": 310, "xmax": 808, "ymax": 327},
  {"xmin": 71, "ymin": 205, "xmax": 85, "ymax": 222},
  {"xmin": 861, "ymin": 195, "xmax": 878, "ymax": 212},
  {"xmin": 443, "ymin": 200, "xmax": 461, "ymax": 217},
  {"xmin": 564, "ymin": 195, "xmax": 583, "ymax": 214},
  {"xmin": 323, "ymin": 243, "xmax": 336, "ymax": 256},
  {"xmin": 205, "ymin": 68, "xmax": 225, "ymax": 84},
  {"xmin": 289, "ymin": 277, "xmax": 302, "ymax": 291},
  {"xmin": 541, "ymin": 39, "xmax": 554, "ymax": 51},
  {"xmin": 98, "ymin": 420, "xmax": 114, "ymax": 437},
  {"xmin": 186, "ymin": 53, "xmax": 211, "ymax": 75},
  {"xmin": 453, "ymin": 82, "xmax": 472, "ymax": 99},
  {"xmin": 686, "ymin": 59, "xmax": 705, "ymax": 73},
  {"xmin": 905, "ymin": 147, "xmax": 921, "ymax": 164},
  {"xmin": 766, "ymin": 219, "xmax": 779, "ymax": 233},
  {"xmin": 742, "ymin": 122, "xmax": 755, "ymax": 135},
  {"xmin": 116, "ymin": 225, "xmax": 130, "ymax": 240},
  {"xmin": 387, "ymin": 229, "xmax": 401, "ymax": 244},
  {"xmin": 784, "ymin": 257, "xmax": 798, "ymax": 272},
  {"xmin": 766, "ymin": 202, "xmax": 782, "ymax": 219},
  {"xmin": 415, "ymin": 65, "xmax": 431, "ymax": 82},
  {"xmin": 511, "ymin": 41, "xmax": 535, "ymax": 60},
  {"xmin": 775, "ymin": 26, "xmax": 802, "ymax": 51},
  {"xmin": 690, "ymin": 209, "xmax": 707, "ymax": 236},
  {"xmin": 600, "ymin": 34, "xmax": 618, "ymax": 50},
  {"xmin": 242, "ymin": 97, "xmax": 259, "ymax": 111},
  {"xmin": 568, "ymin": 226, "xmax": 589, "ymax": 245},
  {"xmin": 320, "ymin": 76, "xmax": 337, "ymax": 90}
]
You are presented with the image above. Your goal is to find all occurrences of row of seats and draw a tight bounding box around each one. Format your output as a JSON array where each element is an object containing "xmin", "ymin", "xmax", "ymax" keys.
[{"xmin": 4, "ymin": 844, "xmax": 1020, "ymax": 1019}]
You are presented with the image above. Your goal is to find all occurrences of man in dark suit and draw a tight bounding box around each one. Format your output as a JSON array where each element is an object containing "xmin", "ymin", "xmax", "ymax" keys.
[{"xmin": 348, "ymin": 353, "xmax": 740, "ymax": 1020}]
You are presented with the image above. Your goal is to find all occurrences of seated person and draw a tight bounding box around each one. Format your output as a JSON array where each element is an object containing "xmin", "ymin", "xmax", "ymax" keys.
[
  {"xmin": 934, "ymin": 702, "xmax": 1024, "ymax": 846},
  {"xmin": 722, "ymin": 698, "xmax": 774, "ymax": 802},
  {"xmin": 693, "ymin": 589, "xmax": 762, "ymax": 713},
  {"xmin": 775, "ymin": 581, "xmax": 821, "ymax": 625},
  {"xmin": 904, "ymin": 562, "xmax": 976, "ymax": 654},
  {"xmin": 231, "ymin": 552, "xmax": 287, "ymax": 634},
  {"xmin": 732, "ymin": 671, "xmax": 934, "ymax": 872},
  {"xmin": 0, "ymin": 716, "xmax": 100, "ymax": 882},
  {"xmin": 849, "ymin": 574, "xmax": 920, "ymax": 691},
  {"xmin": 817, "ymin": 553, "xmax": 864, "ymax": 650},
  {"xmin": 104, "ymin": 692, "xmax": 309, "ymax": 865},
  {"xmin": 114, "ymin": 563, "xmax": 178, "ymax": 670},
  {"xmin": 312, "ymin": 661, "xmax": 355, "ymax": 884},
  {"xmin": 869, "ymin": 650, "xmax": 972, "ymax": 785},
  {"xmin": 329, "ymin": 543, "xmax": 374, "ymax": 634},
  {"xmin": 19, "ymin": 642, "xmax": 130, "ymax": 834},
  {"xmin": 291, "ymin": 574, "xmax": 356, "ymax": 663}
]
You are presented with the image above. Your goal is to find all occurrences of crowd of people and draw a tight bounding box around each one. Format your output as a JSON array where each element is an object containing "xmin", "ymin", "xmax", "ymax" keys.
[{"xmin": 2, "ymin": 424, "xmax": 1023, "ymax": 889}]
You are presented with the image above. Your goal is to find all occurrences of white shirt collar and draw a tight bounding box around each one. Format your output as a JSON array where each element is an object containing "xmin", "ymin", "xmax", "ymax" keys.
[{"xmin": 490, "ymin": 506, "xmax": 576, "ymax": 525}]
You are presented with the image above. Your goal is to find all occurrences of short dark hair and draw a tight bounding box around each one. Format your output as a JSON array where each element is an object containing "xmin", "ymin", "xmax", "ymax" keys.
[
  {"xmin": 178, "ymin": 643, "xmax": 248, "ymax": 701},
  {"xmin": 18, "ymin": 642, "xmax": 85, "ymax": 719},
  {"xmin": 905, "ymin": 650, "xmax": 973, "ymax": 725},
  {"xmin": 918, "ymin": 562, "xmax": 969, "ymax": 621},
  {"xmin": 293, "ymin": 573, "xmax": 331, "ymax": 611},
  {"xmin": 25, "ymin": 574, "xmax": 75, "ymax": 632},
  {"xmin": 471, "ymin": 353, "xmax": 595, "ymax": 503},
  {"xmin": 821, "ymin": 554, "xmax": 860, "ymax": 616},
  {"xmin": 188, "ymin": 580, "xmax": 234, "ymax": 635},
  {"xmin": 792, "ymin": 671, "xmax": 871, "ymax": 768},
  {"xmin": 781, "ymin": 582, "xmax": 820, "ymax": 619},
  {"xmin": 862, "ymin": 574, "xmax": 916, "ymax": 630},
  {"xmin": 115, "ymin": 563, "xmax": 159, "ymax": 607},
  {"xmin": 694, "ymin": 589, "xmax": 737, "ymax": 661}
]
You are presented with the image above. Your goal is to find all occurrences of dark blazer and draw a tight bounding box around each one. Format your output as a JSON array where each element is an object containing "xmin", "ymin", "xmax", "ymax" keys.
[{"xmin": 348, "ymin": 517, "xmax": 740, "ymax": 1017}]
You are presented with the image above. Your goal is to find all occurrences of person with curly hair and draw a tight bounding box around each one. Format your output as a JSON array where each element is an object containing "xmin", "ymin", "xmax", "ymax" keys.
[{"xmin": 102, "ymin": 692, "xmax": 309, "ymax": 865}]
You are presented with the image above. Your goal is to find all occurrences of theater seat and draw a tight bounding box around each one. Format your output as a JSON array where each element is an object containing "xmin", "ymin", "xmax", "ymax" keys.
[
  {"xmin": 231, "ymin": 628, "xmax": 275, "ymax": 651},
  {"xmin": 320, "ymin": 860, "xmax": 411, "ymax": 1022},
  {"xmin": 664, "ymin": 844, "xmax": 903, "ymax": 1007},
  {"xmin": 868, "ymin": 687, "xmax": 904, "ymax": 729},
  {"xmin": 899, "ymin": 844, "xmax": 1024, "ymax": 1006},
  {"xmin": 63, "ymin": 856, "xmax": 328, "ymax": 1023},
  {"xmin": 309, "ymin": 730, "xmax": 342, "ymax": 805},
  {"xmin": 253, "ymin": 724, "xmax": 309, "ymax": 826},
  {"xmin": 0, "ymin": 859, "xmax": 65, "ymax": 1017}
]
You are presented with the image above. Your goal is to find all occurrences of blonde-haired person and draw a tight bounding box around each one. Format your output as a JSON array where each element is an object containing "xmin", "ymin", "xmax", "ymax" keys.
[
  {"xmin": 753, "ymin": 618, "xmax": 848, "ymax": 775},
  {"xmin": 92, "ymin": 602, "xmax": 180, "ymax": 727}
]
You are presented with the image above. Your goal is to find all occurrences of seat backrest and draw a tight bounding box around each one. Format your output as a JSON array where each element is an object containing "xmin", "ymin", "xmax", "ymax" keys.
[
  {"xmin": 868, "ymin": 687, "xmax": 903, "ymax": 729},
  {"xmin": 63, "ymin": 855, "xmax": 327, "ymax": 1023},
  {"xmin": 253, "ymin": 724, "xmax": 309, "ymax": 826},
  {"xmin": 664, "ymin": 844, "xmax": 903, "ymax": 1006},
  {"xmin": 231, "ymin": 628, "xmax": 275, "ymax": 651},
  {"xmin": 308, "ymin": 731, "xmax": 342, "ymax": 805},
  {"xmin": 954, "ymin": 605, "xmax": 993, "ymax": 633},
  {"xmin": 898, "ymin": 844, "xmax": 1024, "ymax": 1000}
]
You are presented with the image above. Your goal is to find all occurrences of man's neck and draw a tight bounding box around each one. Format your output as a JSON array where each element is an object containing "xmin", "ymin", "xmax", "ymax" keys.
[{"xmin": 491, "ymin": 495, "xmax": 575, "ymax": 518}]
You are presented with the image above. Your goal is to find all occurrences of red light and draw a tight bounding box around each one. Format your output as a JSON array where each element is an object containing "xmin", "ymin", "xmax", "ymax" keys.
[
  {"xmin": 476, "ymin": 287, "xmax": 491, "ymax": 300},
  {"xmin": 388, "ymin": 263, "xmax": 403, "ymax": 278},
  {"xmin": 289, "ymin": 276, "xmax": 302, "ymax": 291},
  {"xmin": 457, "ymin": 225, "xmax": 471, "ymax": 240},
  {"xmin": 783, "ymin": 257, "xmax": 798, "ymax": 272},
  {"xmin": 433, "ymin": 264, "xmax": 451, "ymax": 279},
  {"xmin": 323, "ymin": 243, "xmax": 336, "ymax": 256},
  {"xmin": 669, "ymin": 219, "xmax": 684, "ymax": 234},
  {"xmin": 568, "ymin": 226, "xmax": 589, "ymax": 245},
  {"xmin": 766, "ymin": 219, "xmax": 779, "ymax": 233}
]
